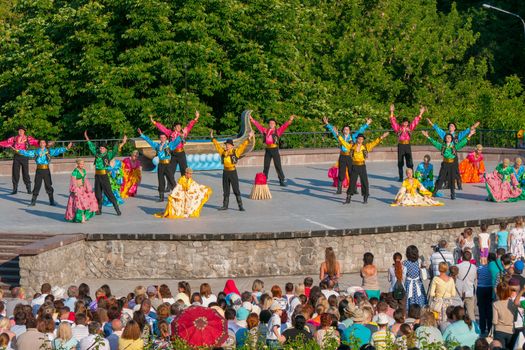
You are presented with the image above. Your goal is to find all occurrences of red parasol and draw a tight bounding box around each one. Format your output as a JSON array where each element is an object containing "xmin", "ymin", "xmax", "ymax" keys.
[{"xmin": 173, "ymin": 306, "xmax": 228, "ymax": 348}]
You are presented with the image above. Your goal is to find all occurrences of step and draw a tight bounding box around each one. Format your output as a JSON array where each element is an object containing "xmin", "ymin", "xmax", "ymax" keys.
[{"xmin": 0, "ymin": 266, "xmax": 20, "ymax": 276}]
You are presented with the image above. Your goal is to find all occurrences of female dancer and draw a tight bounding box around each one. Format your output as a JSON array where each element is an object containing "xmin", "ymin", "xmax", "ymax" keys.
[
  {"xmin": 121, "ymin": 150, "xmax": 142, "ymax": 198},
  {"xmin": 391, "ymin": 168, "xmax": 444, "ymax": 207},
  {"xmin": 485, "ymin": 158, "xmax": 525, "ymax": 202},
  {"xmin": 102, "ymin": 158, "xmax": 125, "ymax": 207},
  {"xmin": 458, "ymin": 144, "xmax": 485, "ymax": 183},
  {"xmin": 65, "ymin": 159, "xmax": 98, "ymax": 223}
]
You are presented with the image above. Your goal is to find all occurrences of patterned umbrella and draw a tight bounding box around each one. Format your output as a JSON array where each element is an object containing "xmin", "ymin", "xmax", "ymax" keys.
[{"xmin": 173, "ymin": 306, "xmax": 228, "ymax": 347}]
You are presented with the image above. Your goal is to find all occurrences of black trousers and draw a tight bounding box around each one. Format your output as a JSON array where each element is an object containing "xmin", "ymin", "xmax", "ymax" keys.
[
  {"xmin": 222, "ymin": 169, "xmax": 240, "ymax": 197},
  {"xmin": 169, "ymin": 151, "xmax": 188, "ymax": 177},
  {"xmin": 158, "ymin": 163, "xmax": 176, "ymax": 193},
  {"xmin": 338, "ymin": 154, "xmax": 352, "ymax": 183},
  {"xmin": 12, "ymin": 154, "xmax": 31, "ymax": 190},
  {"xmin": 397, "ymin": 143, "xmax": 413, "ymax": 179},
  {"xmin": 348, "ymin": 164, "xmax": 369, "ymax": 197},
  {"xmin": 476, "ymin": 286, "xmax": 493, "ymax": 335},
  {"xmin": 263, "ymin": 148, "xmax": 285, "ymax": 182},
  {"xmin": 434, "ymin": 161, "xmax": 456, "ymax": 197},
  {"xmin": 454, "ymin": 156, "xmax": 462, "ymax": 189},
  {"xmin": 94, "ymin": 174, "xmax": 119, "ymax": 211},
  {"xmin": 32, "ymin": 168, "xmax": 53, "ymax": 199}
]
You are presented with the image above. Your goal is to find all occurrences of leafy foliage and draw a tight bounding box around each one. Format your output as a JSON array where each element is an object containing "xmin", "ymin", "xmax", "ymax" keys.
[{"xmin": 0, "ymin": 0, "xmax": 524, "ymax": 141}]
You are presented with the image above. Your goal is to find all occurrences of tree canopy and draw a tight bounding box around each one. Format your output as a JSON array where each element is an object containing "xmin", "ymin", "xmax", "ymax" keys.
[{"xmin": 0, "ymin": 0, "xmax": 524, "ymax": 140}]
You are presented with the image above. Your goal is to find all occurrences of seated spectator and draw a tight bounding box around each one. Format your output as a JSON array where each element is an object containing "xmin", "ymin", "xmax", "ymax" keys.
[
  {"xmin": 79, "ymin": 321, "xmax": 110, "ymax": 350},
  {"xmin": 442, "ymin": 306, "xmax": 479, "ymax": 347},
  {"xmin": 118, "ymin": 320, "xmax": 143, "ymax": 350},
  {"xmin": 52, "ymin": 322, "xmax": 79, "ymax": 350}
]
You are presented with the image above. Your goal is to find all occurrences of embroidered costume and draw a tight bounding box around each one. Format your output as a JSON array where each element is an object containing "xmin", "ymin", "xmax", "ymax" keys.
[
  {"xmin": 390, "ymin": 112, "xmax": 422, "ymax": 180},
  {"xmin": 391, "ymin": 178, "xmax": 444, "ymax": 207},
  {"xmin": 155, "ymin": 173, "xmax": 212, "ymax": 219},
  {"xmin": 121, "ymin": 156, "xmax": 141, "ymax": 198},
  {"xmin": 102, "ymin": 159, "xmax": 125, "ymax": 207},
  {"xmin": 0, "ymin": 129, "xmax": 39, "ymax": 194},
  {"xmin": 485, "ymin": 163, "xmax": 525, "ymax": 202},
  {"xmin": 459, "ymin": 148, "xmax": 485, "ymax": 183},
  {"xmin": 65, "ymin": 168, "xmax": 98, "ymax": 223},
  {"xmin": 415, "ymin": 162, "xmax": 436, "ymax": 192}
]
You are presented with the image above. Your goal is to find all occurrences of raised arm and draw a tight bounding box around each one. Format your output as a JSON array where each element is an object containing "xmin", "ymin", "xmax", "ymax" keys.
[
  {"xmin": 432, "ymin": 124, "xmax": 446, "ymax": 140},
  {"xmin": 0, "ymin": 136, "xmax": 15, "ymax": 148},
  {"xmin": 366, "ymin": 132, "xmax": 389, "ymax": 152},
  {"xmin": 276, "ymin": 115, "xmax": 294, "ymax": 137},
  {"xmin": 16, "ymin": 149, "xmax": 36, "ymax": 158},
  {"xmin": 249, "ymin": 114, "xmax": 266, "ymax": 134},
  {"xmin": 337, "ymin": 135, "xmax": 352, "ymax": 150},
  {"xmin": 235, "ymin": 131, "xmax": 255, "ymax": 157},
  {"xmin": 183, "ymin": 111, "xmax": 199, "ymax": 137},
  {"xmin": 210, "ymin": 130, "xmax": 224, "ymax": 156},
  {"xmin": 422, "ymin": 131, "xmax": 443, "ymax": 151},
  {"xmin": 324, "ymin": 123, "xmax": 339, "ymax": 141},
  {"xmin": 84, "ymin": 131, "xmax": 98, "ymax": 156},
  {"xmin": 457, "ymin": 127, "xmax": 471, "ymax": 142},
  {"xmin": 351, "ymin": 119, "xmax": 371, "ymax": 142},
  {"xmin": 409, "ymin": 107, "xmax": 425, "ymax": 131},
  {"xmin": 389, "ymin": 104, "xmax": 400, "ymax": 132},
  {"xmin": 27, "ymin": 136, "xmax": 40, "ymax": 147},
  {"xmin": 455, "ymin": 130, "xmax": 474, "ymax": 151},
  {"xmin": 153, "ymin": 121, "xmax": 173, "ymax": 138},
  {"xmin": 49, "ymin": 143, "xmax": 72, "ymax": 157},
  {"xmin": 139, "ymin": 132, "xmax": 158, "ymax": 151}
]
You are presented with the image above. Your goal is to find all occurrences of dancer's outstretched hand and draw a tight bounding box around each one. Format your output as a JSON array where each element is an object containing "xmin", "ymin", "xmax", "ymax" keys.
[
  {"xmin": 195, "ymin": 111, "xmax": 200, "ymax": 121},
  {"xmin": 83, "ymin": 131, "xmax": 90, "ymax": 140},
  {"xmin": 426, "ymin": 118, "xmax": 433, "ymax": 126},
  {"xmin": 420, "ymin": 106, "xmax": 426, "ymax": 115},
  {"xmin": 468, "ymin": 129, "xmax": 476, "ymax": 138},
  {"xmin": 390, "ymin": 104, "xmax": 395, "ymax": 113},
  {"xmin": 137, "ymin": 128, "xmax": 142, "ymax": 135},
  {"xmin": 421, "ymin": 130, "xmax": 429, "ymax": 138},
  {"xmin": 366, "ymin": 118, "xmax": 372, "ymax": 125},
  {"xmin": 66, "ymin": 142, "xmax": 73, "ymax": 150},
  {"xmin": 289, "ymin": 115, "xmax": 296, "ymax": 122},
  {"xmin": 322, "ymin": 116, "xmax": 329, "ymax": 125},
  {"xmin": 149, "ymin": 115, "xmax": 155, "ymax": 124},
  {"xmin": 249, "ymin": 131, "xmax": 255, "ymax": 138},
  {"xmin": 381, "ymin": 132, "xmax": 390, "ymax": 139},
  {"xmin": 209, "ymin": 130, "xmax": 214, "ymax": 139}
]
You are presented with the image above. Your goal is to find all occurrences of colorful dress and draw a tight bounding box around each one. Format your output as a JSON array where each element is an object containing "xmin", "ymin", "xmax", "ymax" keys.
[
  {"xmin": 121, "ymin": 157, "xmax": 141, "ymax": 198},
  {"xmin": 154, "ymin": 175, "xmax": 212, "ymax": 219},
  {"xmin": 102, "ymin": 159, "xmax": 125, "ymax": 206},
  {"xmin": 485, "ymin": 163, "xmax": 525, "ymax": 202},
  {"xmin": 415, "ymin": 162, "xmax": 435, "ymax": 192},
  {"xmin": 391, "ymin": 178, "xmax": 444, "ymax": 207},
  {"xmin": 459, "ymin": 152, "xmax": 485, "ymax": 183},
  {"xmin": 513, "ymin": 165, "xmax": 525, "ymax": 187},
  {"xmin": 65, "ymin": 168, "xmax": 98, "ymax": 223},
  {"xmin": 328, "ymin": 162, "xmax": 350, "ymax": 188},
  {"xmin": 403, "ymin": 260, "xmax": 426, "ymax": 310}
]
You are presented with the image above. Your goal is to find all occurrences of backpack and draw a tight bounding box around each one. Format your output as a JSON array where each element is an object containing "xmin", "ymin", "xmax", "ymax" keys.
[{"xmin": 393, "ymin": 280, "xmax": 405, "ymax": 300}]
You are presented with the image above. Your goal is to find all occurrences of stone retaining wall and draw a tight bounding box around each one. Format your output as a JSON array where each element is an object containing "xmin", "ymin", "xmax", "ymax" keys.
[{"xmin": 19, "ymin": 222, "xmax": 509, "ymax": 294}]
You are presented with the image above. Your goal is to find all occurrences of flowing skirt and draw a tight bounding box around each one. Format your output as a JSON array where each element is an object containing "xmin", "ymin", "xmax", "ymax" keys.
[
  {"xmin": 65, "ymin": 188, "xmax": 98, "ymax": 223},
  {"xmin": 459, "ymin": 159, "xmax": 485, "ymax": 183},
  {"xmin": 328, "ymin": 165, "xmax": 360, "ymax": 188},
  {"xmin": 485, "ymin": 171, "xmax": 525, "ymax": 202},
  {"xmin": 391, "ymin": 187, "xmax": 444, "ymax": 207},
  {"xmin": 155, "ymin": 183, "xmax": 212, "ymax": 219},
  {"xmin": 121, "ymin": 168, "xmax": 141, "ymax": 198}
]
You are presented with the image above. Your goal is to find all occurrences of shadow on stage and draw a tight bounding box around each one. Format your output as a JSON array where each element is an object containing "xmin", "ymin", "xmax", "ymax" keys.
[{"xmin": 24, "ymin": 208, "xmax": 65, "ymax": 221}]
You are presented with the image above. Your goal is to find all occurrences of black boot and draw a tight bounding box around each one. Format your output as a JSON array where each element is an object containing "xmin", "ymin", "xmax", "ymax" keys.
[
  {"xmin": 11, "ymin": 187, "xmax": 17, "ymax": 195},
  {"xmin": 28, "ymin": 196, "xmax": 36, "ymax": 206},
  {"xmin": 363, "ymin": 195, "xmax": 369, "ymax": 204},
  {"xmin": 26, "ymin": 185, "xmax": 32, "ymax": 194},
  {"xmin": 115, "ymin": 206, "xmax": 122, "ymax": 216},
  {"xmin": 49, "ymin": 194, "xmax": 56, "ymax": 206},
  {"xmin": 218, "ymin": 196, "xmax": 229, "ymax": 211},
  {"xmin": 344, "ymin": 195, "xmax": 351, "ymax": 204},
  {"xmin": 158, "ymin": 192, "xmax": 164, "ymax": 202},
  {"xmin": 236, "ymin": 195, "xmax": 245, "ymax": 211},
  {"xmin": 279, "ymin": 180, "xmax": 287, "ymax": 187},
  {"xmin": 336, "ymin": 182, "xmax": 342, "ymax": 194}
]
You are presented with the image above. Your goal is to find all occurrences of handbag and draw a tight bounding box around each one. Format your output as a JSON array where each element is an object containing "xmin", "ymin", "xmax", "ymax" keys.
[{"xmin": 420, "ymin": 267, "xmax": 429, "ymax": 281}]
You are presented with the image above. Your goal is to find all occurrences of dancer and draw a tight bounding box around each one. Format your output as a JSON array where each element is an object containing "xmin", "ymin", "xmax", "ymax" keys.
[
  {"xmin": 154, "ymin": 168, "xmax": 212, "ymax": 219},
  {"xmin": 422, "ymin": 129, "xmax": 475, "ymax": 199},
  {"xmin": 65, "ymin": 159, "xmax": 98, "ymax": 223},
  {"xmin": 250, "ymin": 112, "xmax": 294, "ymax": 186},
  {"xmin": 415, "ymin": 155, "xmax": 437, "ymax": 193},
  {"xmin": 390, "ymin": 104, "xmax": 425, "ymax": 181},
  {"xmin": 138, "ymin": 129, "xmax": 181, "ymax": 202},
  {"xmin": 458, "ymin": 144, "xmax": 485, "ymax": 183},
  {"xmin": 211, "ymin": 130, "xmax": 254, "ymax": 211},
  {"xmin": 102, "ymin": 158, "xmax": 124, "ymax": 207},
  {"xmin": 512, "ymin": 157, "xmax": 525, "ymax": 187},
  {"xmin": 337, "ymin": 131, "xmax": 390, "ymax": 204},
  {"xmin": 84, "ymin": 131, "xmax": 127, "ymax": 215},
  {"xmin": 485, "ymin": 158, "xmax": 525, "ymax": 202},
  {"xmin": 323, "ymin": 116, "xmax": 371, "ymax": 194},
  {"xmin": 15, "ymin": 140, "xmax": 72, "ymax": 206},
  {"xmin": 150, "ymin": 111, "xmax": 199, "ymax": 179},
  {"xmin": 121, "ymin": 150, "xmax": 142, "ymax": 198},
  {"xmin": 392, "ymin": 169, "xmax": 444, "ymax": 207},
  {"xmin": 0, "ymin": 126, "xmax": 39, "ymax": 194},
  {"xmin": 426, "ymin": 119, "xmax": 480, "ymax": 190}
]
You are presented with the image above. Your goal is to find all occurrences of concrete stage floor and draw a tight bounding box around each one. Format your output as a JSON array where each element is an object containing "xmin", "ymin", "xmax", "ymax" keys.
[{"xmin": 0, "ymin": 161, "xmax": 523, "ymax": 235}]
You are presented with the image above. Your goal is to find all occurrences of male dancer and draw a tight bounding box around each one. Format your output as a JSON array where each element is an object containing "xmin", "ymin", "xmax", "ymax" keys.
[
  {"xmin": 84, "ymin": 131, "xmax": 127, "ymax": 215},
  {"xmin": 211, "ymin": 130, "xmax": 254, "ymax": 211},
  {"xmin": 0, "ymin": 126, "xmax": 39, "ymax": 194},
  {"xmin": 323, "ymin": 116, "xmax": 372, "ymax": 194},
  {"xmin": 390, "ymin": 104, "xmax": 425, "ymax": 181},
  {"xmin": 338, "ymin": 132, "xmax": 389, "ymax": 204},
  {"xmin": 422, "ymin": 129, "xmax": 475, "ymax": 199},
  {"xmin": 427, "ymin": 119, "xmax": 480, "ymax": 190},
  {"xmin": 15, "ymin": 140, "xmax": 72, "ymax": 206},
  {"xmin": 250, "ymin": 113, "xmax": 294, "ymax": 186},
  {"xmin": 138, "ymin": 129, "xmax": 181, "ymax": 202},
  {"xmin": 150, "ymin": 111, "xmax": 199, "ymax": 182}
]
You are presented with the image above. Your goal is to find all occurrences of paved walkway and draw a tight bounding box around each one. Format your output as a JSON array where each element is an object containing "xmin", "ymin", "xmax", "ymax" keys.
[{"xmin": 0, "ymin": 161, "xmax": 523, "ymax": 235}]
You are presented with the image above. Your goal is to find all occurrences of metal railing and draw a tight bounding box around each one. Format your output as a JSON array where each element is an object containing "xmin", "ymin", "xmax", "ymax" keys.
[{"xmin": 0, "ymin": 129, "xmax": 520, "ymax": 159}]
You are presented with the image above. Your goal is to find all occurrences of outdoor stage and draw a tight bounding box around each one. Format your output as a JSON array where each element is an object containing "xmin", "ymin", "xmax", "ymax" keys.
[{"xmin": 0, "ymin": 160, "xmax": 522, "ymax": 236}]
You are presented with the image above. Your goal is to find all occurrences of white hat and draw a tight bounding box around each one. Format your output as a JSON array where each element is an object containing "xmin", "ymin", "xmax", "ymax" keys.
[
  {"xmin": 52, "ymin": 286, "xmax": 66, "ymax": 300},
  {"xmin": 376, "ymin": 313, "xmax": 389, "ymax": 325},
  {"xmin": 270, "ymin": 301, "xmax": 282, "ymax": 311}
]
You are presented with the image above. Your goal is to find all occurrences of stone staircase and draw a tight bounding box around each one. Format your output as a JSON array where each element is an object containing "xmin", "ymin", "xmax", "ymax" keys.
[{"xmin": 0, "ymin": 234, "xmax": 55, "ymax": 292}]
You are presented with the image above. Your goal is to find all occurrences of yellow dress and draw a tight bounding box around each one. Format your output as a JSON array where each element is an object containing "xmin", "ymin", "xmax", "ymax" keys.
[
  {"xmin": 391, "ymin": 178, "xmax": 444, "ymax": 207},
  {"xmin": 154, "ymin": 175, "xmax": 212, "ymax": 218}
]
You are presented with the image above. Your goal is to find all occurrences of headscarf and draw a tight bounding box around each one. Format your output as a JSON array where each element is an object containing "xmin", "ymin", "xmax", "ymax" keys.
[{"xmin": 223, "ymin": 279, "xmax": 240, "ymax": 296}]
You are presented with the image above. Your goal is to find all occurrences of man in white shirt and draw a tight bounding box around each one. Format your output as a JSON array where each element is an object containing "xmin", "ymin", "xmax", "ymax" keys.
[
  {"xmin": 79, "ymin": 322, "xmax": 110, "ymax": 350},
  {"xmin": 429, "ymin": 240, "xmax": 454, "ymax": 278},
  {"xmin": 320, "ymin": 280, "xmax": 339, "ymax": 299},
  {"xmin": 30, "ymin": 283, "xmax": 51, "ymax": 308},
  {"xmin": 456, "ymin": 250, "xmax": 477, "ymax": 320},
  {"xmin": 72, "ymin": 313, "xmax": 90, "ymax": 342}
]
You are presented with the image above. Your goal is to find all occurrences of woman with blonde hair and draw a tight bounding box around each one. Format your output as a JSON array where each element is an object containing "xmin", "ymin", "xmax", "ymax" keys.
[
  {"xmin": 459, "ymin": 144, "xmax": 485, "ymax": 183},
  {"xmin": 119, "ymin": 320, "xmax": 144, "ymax": 350},
  {"xmin": 52, "ymin": 322, "xmax": 79, "ymax": 350},
  {"xmin": 510, "ymin": 217, "xmax": 525, "ymax": 260},
  {"xmin": 65, "ymin": 159, "xmax": 98, "ymax": 223},
  {"xmin": 0, "ymin": 319, "xmax": 15, "ymax": 342},
  {"xmin": 121, "ymin": 150, "xmax": 142, "ymax": 198},
  {"xmin": 428, "ymin": 262, "xmax": 456, "ymax": 322},
  {"xmin": 319, "ymin": 247, "xmax": 341, "ymax": 290}
]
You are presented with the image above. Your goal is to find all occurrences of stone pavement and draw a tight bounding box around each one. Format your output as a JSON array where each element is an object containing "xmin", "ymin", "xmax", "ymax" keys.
[{"xmin": 1, "ymin": 161, "xmax": 524, "ymax": 235}]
